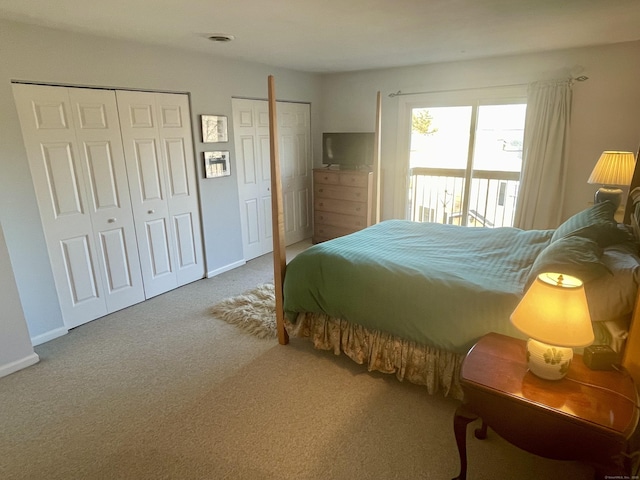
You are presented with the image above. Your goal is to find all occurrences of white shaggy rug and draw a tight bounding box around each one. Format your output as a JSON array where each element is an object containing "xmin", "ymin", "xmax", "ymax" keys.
[{"xmin": 211, "ymin": 284, "xmax": 277, "ymax": 339}]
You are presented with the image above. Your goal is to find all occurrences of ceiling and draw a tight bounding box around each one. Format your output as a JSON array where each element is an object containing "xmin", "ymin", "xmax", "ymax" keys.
[{"xmin": 2, "ymin": 0, "xmax": 640, "ymax": 73}]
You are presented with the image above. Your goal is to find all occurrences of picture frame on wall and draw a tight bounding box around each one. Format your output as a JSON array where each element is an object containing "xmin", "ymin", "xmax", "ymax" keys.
[
  {"xmin": 204, "ymin": 151, "xmax": 230, "ymax": 178},
  {"xmin": 201, "ymin": 115, "xmax": 228, "ymax": 143}
]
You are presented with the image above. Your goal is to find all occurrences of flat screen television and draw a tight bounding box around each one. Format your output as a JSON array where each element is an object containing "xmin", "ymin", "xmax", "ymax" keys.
[{"xmin": 322, "ymin": 132, "xmax": 374, "ymax": 168}]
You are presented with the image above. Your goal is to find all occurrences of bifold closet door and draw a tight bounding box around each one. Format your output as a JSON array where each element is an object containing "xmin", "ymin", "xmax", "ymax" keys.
[
  {"xmin": 277, "ymin": 102, "xmax": 312, "ymax": 245},
  {"xmin": 232, "ymin": 99, "xmax": 312, "ymax": 261},
  {"xmin": 12, "ymin": 84, "xmax": 145, "ymax": 328},
  {"xmin": 232, "ymin": 98, "xmax": 273, "ymax": 260},
  {"xmin": 116, "ymin": 91, "xmax": 204, "ymax": 298}
]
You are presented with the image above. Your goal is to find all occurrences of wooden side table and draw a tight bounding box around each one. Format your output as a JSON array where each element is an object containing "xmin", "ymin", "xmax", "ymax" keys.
[{"xmin": 453, "ymin": 333, "xmax": 639, "ymax": 480}]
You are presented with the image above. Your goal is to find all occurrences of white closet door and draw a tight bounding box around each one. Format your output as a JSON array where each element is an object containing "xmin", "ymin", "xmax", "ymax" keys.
[
  {"xmin": 278, "ymin": 102, "xmax": 312, "ymax": 245},
  {"xmin": 117, "ymin": 90, "xmax": 204, "ymax": 297},
  {"xmin": 12, "ymin": 84, "xmax": 145, "ymax": 328},
  {"xmin": 232, "ymin": 98, "xmax": 273, "ymax": 260},
  {"xmin": 155, "ymin": 94, "xmax": 204, "ymax": 286},
  {"xmin": 68, "ymin": 88, "xmax": 145, "ymax": 313},
  {"xmin": 232, "ymin": 99, "xmax": 312, "ymax": 260}
]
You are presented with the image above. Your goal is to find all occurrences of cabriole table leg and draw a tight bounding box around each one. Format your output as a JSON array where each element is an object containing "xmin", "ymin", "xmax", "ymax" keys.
[{"xmin": 452, "ymin": 404, "xmax": 479, "ymax": 480}]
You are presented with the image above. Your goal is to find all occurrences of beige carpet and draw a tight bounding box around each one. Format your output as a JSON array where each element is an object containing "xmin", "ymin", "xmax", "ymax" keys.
[{"xmin": 211, "ymin": 283, "xmax": 277, "ymax": 339}]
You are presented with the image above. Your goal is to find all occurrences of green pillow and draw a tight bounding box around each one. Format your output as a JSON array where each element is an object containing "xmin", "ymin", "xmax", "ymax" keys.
[
  {"xmin": 551, "ymin": 201, "xmax": 629, "ymax": 247},
  {"xmin": 527, "ymin": 236, "xmax": 610, "ymax": 288}
]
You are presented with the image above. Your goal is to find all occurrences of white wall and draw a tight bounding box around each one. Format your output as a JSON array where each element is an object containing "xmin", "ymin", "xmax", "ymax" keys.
[
  {"xmin": 0, "ymin": 223, "xmax": 39, "ymax": 377},
  {"xmin": 0, "ymin": 19, "xmax": 322, "ymax": 343},
  {"xmin": 320, "ymin": 41, "xmax": 640, "ymax": 220}
]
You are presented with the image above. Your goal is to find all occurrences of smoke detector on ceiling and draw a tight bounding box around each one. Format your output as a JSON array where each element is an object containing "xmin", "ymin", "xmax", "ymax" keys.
[{"xmin": 208, "ymin": 34, "xmax": 235, "ymax": 42}]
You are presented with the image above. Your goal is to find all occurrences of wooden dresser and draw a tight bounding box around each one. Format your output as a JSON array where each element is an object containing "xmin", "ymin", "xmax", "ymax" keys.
[{"xmin": 313, "ymin": 168, "xmax": 373, "ymax": 243}]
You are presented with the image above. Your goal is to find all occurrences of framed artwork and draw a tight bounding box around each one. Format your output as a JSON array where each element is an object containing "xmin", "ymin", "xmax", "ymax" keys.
[
  {"xmin": 204, "ymin": 151, "xmax": 230, "ymax": 178},
  {"xmin": 201, "ymin": 115, "xmax": 228, "ymax": 143}
]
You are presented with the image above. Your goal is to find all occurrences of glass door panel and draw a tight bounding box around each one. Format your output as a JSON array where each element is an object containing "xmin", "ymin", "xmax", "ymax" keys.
[
  {"xmin": 409, "ymin": 106, "xmax": 471, "ymax": 224},
  {"xmin": 408, "ymin": 103, "xmax": 525, "ymax": 227}
]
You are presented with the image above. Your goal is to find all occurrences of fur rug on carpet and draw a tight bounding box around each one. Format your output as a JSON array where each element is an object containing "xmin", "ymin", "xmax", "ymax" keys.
[{"xmin": 211, "ymin": 284, "xmax": 276, "ymax": 338}]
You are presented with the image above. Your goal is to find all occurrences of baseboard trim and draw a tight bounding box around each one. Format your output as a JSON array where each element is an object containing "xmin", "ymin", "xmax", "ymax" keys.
[
  {"xmin": 207, "ymin": 259, "xmax": 246, "ymax": 278},
  {"xmin": 0, "ymin": 352, "xmax": 40, "ymax": 378},
  {"xmin": 31, "ymin": 327, "xmax": 68, "ymax": 346}
]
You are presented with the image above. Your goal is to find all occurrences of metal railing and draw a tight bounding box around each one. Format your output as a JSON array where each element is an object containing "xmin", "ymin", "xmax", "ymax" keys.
[{"xmin": 408, "ymin": 167, "xmax": 521, "ymax": 227}]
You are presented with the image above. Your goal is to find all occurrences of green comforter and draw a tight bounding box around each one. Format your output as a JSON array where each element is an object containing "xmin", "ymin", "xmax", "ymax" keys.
[{"xmin": 284, "ymin": 220, "xmax": 553, "ymax": 354}]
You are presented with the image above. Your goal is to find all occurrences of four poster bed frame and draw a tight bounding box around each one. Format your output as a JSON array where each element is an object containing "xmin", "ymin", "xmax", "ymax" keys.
[{"xmin": 266, "ymin": 75, "xmax": 640, "ymax": 390}]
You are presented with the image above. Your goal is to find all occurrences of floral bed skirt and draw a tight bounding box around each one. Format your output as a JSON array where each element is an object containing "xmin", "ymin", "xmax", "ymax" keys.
[{"xmin": 285, "ymin": 312, "xmax": 465, "ymax": 400}]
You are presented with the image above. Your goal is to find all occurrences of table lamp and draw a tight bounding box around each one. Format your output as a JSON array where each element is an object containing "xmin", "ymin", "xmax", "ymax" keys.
[
  {"xmin": 510, "ymin": 272, "xmax": 594, "ymax": 380},
  {"xmin": 587, "ymin": 151, "xmax": 636, "ymax": 209}
]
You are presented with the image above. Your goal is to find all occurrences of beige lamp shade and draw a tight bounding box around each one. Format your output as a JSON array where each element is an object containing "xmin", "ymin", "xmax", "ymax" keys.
[
  {"xmin": 510, "ymin": 273, "xmax": 594, "ymax": 348},
  {"xmin": 587, "ymin": 151, "xmax": 636, "ymax": 186}
]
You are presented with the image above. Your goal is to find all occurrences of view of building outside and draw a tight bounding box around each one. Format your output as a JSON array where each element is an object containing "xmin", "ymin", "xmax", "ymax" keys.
[{"xmin": 409, "ymin": 103, "xmax": 526, "ymax": 227}]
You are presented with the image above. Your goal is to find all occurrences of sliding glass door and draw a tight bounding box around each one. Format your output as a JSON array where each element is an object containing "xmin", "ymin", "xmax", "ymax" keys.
[{"xmin": 398, "ymin": 88, "xmax": 526, "ymax": 227}]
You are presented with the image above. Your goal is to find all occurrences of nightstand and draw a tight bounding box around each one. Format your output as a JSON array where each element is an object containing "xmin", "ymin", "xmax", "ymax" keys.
[{"xmin": 452, "ymin": 333, "xmax": 639, "ymax": 480}]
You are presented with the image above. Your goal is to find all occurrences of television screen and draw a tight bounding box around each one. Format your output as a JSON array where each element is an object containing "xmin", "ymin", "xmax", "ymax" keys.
[{"xmin": 322, "ymin": 132, "xmax": 374, "ymax": 167}]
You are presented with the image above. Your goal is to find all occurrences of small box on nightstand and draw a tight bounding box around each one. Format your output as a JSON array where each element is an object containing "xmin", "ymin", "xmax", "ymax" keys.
[{"xmin": 583, "ymin": 345, "xmax": 618, "ymax": 370}]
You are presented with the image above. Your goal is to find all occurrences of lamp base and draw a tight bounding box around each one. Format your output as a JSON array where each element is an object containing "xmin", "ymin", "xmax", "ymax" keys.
[
  {"xmin": 526, "ymin": 338, "xmax": 573, "ymax": 380},
  {"xmin": 594, "ymin": 187, "xmax": 623, "ymax": 210}
]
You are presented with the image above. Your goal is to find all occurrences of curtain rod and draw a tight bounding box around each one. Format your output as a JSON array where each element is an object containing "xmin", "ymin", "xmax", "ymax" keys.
[{"xmin": 388, "ymin": 76, "xmax": 588, "ymax": 98}]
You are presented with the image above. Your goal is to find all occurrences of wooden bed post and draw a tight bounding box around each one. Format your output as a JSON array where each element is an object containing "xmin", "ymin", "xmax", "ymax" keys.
[
  {"xmin": 372, "ymin": 91, "xmax": 382, "ymax": 224},
  {"xmin": 268, "ymin": 75, "xmax": 289, "ymax": 345}
]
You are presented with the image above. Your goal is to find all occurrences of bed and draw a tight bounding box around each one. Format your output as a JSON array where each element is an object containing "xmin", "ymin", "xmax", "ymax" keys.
[
  {"xmin": 265, "ymin": 77, "xmax": 640, "ymax": 400},
  {"xmin": 282, "ymin": 202, "xmax": 639, "ymax": 398}
]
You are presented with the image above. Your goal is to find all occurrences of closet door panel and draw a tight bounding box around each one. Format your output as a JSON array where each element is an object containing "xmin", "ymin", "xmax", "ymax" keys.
[
  {"xmin": 12, "ymin": 84, "xmax": 108, "ymax": 328},
  {"xmin": 117, "ymin": 90, "xmax": 178, "ymax": 298},
  {"xmin": 61, "ymin": 235, "xmax": 101, "ymax": 304},
  {"xmin": 155, "ymin": 93, "xmax": 204, "ymax": 286},
  {"xmin": 164, "ymin": 138, "xmax": 189, "ymax": 197},
  {"xmin": 173, "ymin": 212, "xmax": 197, "ymax": 268},
  {"xmin": 99, "ymin": 228, "xmax": 136, "ymax": 292},
  {"xmin": 43, "ymin": 142, "xmax": 85, "ymax": 218},
  {"xmin": 145, "ymin": 218, "xmax": 173, "ymax": 277},
  {"xmin": 69, "ymin": 87, "xmax": 145, "ymax": 313},
  {"xmin": 232, "ymin": 99, "xmax": 273, "ymax": 260},
  {"xmin": 133, "ymin": 139, "xmax": 165, "ymax": 202}
]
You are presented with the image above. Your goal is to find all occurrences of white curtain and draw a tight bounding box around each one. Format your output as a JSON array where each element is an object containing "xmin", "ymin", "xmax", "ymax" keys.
[{"xmin": 514, "ymin": 80, "xmax": 573, "ymax": 230}]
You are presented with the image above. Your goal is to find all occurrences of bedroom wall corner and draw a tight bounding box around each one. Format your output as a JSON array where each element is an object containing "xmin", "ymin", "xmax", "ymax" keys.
[{"xmin": 0, "ymin": 223, "xmax": 39, "ymax": 378}]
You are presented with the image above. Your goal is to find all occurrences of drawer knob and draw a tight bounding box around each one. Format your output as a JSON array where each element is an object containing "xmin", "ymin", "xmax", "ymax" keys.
[
  {"xmin": 356, "ymin": 207, "xmax": 361, "ymax": 212},
  {"xmin": 319, "ymin": 188, "xmax": 324, "ymax": 193},
  {"xmin": 319, "ymin": 202, "xmax": 324, "ymax": 206},
  {"xmin": 355, "ymin": 193, "xmax": 361, "ymax": 198},
  {"xmin": 324, "ymin": 176, "xmax": 329, "ymax": 180}
]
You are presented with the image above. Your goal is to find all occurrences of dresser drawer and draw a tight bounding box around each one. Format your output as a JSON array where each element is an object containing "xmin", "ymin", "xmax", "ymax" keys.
[
  {"xmin": 338, "ymin": 172, "xmax": 370, "ymax": 188},
  {"xmin": 313, "ymin": 224, "xmax": 360, "ymax": 243},
  {"xmin": 315, "ymin": 197, "xmax": 367, "ymax": 216},
  {"xmin": 313, "ymin": 170, "xmax": 341, "ymax": 185},
  {"xmin": 315, "ymin": 211, "xmax": 368, "ymax": 230},
  {"xmin": 314, "ymin": 184, "xmax": 368, "ymax": 202}
]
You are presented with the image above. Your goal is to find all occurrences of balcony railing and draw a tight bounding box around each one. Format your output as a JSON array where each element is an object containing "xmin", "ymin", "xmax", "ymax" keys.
[{"xmin": 408, "ymin": 167, "xmax": 521, "ymax": 228}]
